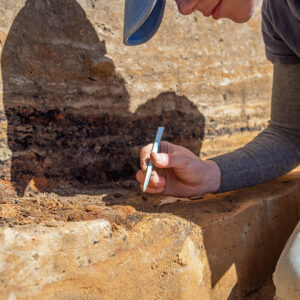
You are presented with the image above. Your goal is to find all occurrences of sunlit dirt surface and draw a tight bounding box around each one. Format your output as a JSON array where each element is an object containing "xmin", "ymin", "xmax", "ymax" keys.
[{"xmin": 1, "ymin": 174, "xmax": 299, "ymax": 299}]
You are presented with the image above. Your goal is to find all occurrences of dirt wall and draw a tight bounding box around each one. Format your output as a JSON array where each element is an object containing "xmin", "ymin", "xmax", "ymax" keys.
[{"xmin": 0, "ymin": 1, "xmax": 272, "ymax": 193}]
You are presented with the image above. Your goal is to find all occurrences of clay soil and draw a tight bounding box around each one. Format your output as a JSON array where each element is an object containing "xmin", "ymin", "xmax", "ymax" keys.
[
  {"xmin": 0, "ymin": 177, "xmax": 245, "ymax": 228},
  {"xmin": 0, "ymin": 179, "xmax": 258, "ymax": 235},
  {"xmin": 245, "ymin": 281, "xmax": 275, "ymax": 300},
  {"xmin": 0, "ymin": 175, "xmax": 295, "ymax": 231},
  {"xmin": 0, "ymin": 180, "xmax": 150, "ymax": 228},
  {"xmin": 0, "ymin": 179, "xmax": 278, "ymax": 299}
]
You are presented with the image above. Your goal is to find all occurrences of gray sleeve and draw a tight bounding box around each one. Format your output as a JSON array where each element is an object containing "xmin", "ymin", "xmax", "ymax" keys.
[
  {"xmin": 262, "ymin": 0, "xmax": 300, "ymax": 64},
  {"xmin": 210, "ymin": 64, "xmax": 300, "ymax": 193}
]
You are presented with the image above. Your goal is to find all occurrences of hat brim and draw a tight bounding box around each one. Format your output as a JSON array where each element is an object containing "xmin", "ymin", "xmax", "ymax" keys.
[{"xmin": 123, "ymin": 0, "xmax": 166, "ymax": 46}]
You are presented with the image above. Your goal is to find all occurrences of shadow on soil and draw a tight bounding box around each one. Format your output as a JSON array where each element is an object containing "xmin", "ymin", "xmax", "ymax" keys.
[{"xmin": 1, "ymin": 0, "xmax": 204, "ymax": 196}]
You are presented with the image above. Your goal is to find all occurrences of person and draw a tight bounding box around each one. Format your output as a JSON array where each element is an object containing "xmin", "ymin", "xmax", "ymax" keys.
[{"xmin": 124, "ymin": 0, "xmax": 300, "ymax": 299}]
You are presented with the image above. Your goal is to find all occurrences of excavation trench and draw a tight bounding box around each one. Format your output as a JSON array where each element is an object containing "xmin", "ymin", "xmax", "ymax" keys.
[
  {"xmin": 0, "ymin": 173, "xmax": 300, "ymax": 300},
  {"xmin": 0, "ymin": 1, "xmax": 298, "ymax": 299}
]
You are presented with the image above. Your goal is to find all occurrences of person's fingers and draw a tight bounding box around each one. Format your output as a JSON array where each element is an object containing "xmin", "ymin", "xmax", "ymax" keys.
[
  {"xmin": 140, "ymin": 143, "xmax": 153, "ymax": 171},
  {"xmin": 136, "ymin": 170, "xmax": 144, "ymax": 184},
  {"xmin": 136, "ymin": 170, "xmax": 159, "ymax": 185},
  {"xmin": 140, "ymin": 183, "xmax": 165, "ymax": 194},
  {"xmin": 136, "ymin": 170, "xmax": 166, "ymax": 188},
  {"xmin": 151, "ymin": 152, "xmax": 188, "ymax": 169},
  {"xmin": 148, "ymin": 174, "xmax": 165, "ymax": 189},
  {"xmin": 148, "ymin": 170, "xmax": 160, "ymax": 186},
  {"xmin": 175, "ymin": 0, "xmax": 199, "ymax": 15}
]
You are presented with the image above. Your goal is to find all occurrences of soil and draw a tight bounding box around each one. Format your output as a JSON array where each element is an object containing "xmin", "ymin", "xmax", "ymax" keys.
[
  {"xmin": 0, "ymin": 177, "xmax": 244, "ymax": 228},
  {"xmin": 0, "ymin": 178, "xmax": 283, "ymax": 299},
  {"xmin": 0, "ymin": 180, "xmax": 148, "ymax": 228},
  {"xmin": 245, "ymin": 280, "xmax": 275, "ymax": 300},
  {"xmin": 0, "ymin": 175, "xmax": 295, "ymax": 230}
]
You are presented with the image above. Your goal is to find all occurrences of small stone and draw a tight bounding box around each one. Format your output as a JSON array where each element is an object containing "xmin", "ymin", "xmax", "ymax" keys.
[
  {"xmin": 85, "ymin": 205, "xmax": 103, "ymax": 214},
  {"xmin": 44, "ymin": 220, "xmax": 59, "ymax": 227},
  {"xmin": 32, "ymin": 253, "xmax": 39, "ymax": 260}
]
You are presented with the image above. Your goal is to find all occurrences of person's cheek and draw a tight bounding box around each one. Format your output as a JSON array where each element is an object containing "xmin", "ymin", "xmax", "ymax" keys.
[{"xmin": 175, "ymin": 0, "xmax": 199, "ymax": 15}]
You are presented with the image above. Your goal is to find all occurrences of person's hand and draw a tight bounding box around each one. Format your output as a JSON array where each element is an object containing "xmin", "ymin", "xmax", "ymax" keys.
[{"xmin": 136, "ymin": 141, "xmax": 221, "ymax": 198}]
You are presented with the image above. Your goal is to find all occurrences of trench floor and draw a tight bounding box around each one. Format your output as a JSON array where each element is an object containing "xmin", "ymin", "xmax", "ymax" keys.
[{"xmin": 1, "ymin": 177, "xmax": 291, "ymax": 299}]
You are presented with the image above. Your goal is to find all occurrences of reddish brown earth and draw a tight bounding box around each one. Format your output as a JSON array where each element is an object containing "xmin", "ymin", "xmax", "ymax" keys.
[{"xmin": 2, "ymin": 173, "xmax": 300, "ymax": 299}]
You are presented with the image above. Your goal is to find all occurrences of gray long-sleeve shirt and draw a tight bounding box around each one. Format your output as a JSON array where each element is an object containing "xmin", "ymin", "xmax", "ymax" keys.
[
  {"xmin": 210, "ymin": 1, "xmax": 300, "ymax": 193},
  {"xmin": 262, "ymin": 0, "xmax": 300, "ymax": 64}
]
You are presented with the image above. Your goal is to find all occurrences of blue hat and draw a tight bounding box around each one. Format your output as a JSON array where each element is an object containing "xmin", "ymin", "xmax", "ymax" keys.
[{"xmin": 123, "ymin": 0, "xmax": 166, "ymax": 46}]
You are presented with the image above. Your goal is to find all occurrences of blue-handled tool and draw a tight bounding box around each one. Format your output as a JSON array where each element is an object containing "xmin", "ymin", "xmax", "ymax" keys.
[{"xmin": 143, "ymin": 127, "xmax": 164, "ymax": 192}]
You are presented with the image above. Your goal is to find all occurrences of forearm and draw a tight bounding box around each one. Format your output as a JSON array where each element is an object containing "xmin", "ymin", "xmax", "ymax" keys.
[
  {"xmin": 210, "ymin": 126, "xmax": 300, "ymax": 193},
  {"xmin": 210, "ymin": 64, "xmax": 300, "ymax": 193}
]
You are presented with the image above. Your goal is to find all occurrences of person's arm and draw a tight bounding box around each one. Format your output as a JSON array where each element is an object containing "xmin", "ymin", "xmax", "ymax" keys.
[
  {"xmin": 210, "ymin": 63, "xmax": 300, "ymax": 193},
  {"xmin": 136, "ymin": 64, "xmax": 300, "ymax": 197}
]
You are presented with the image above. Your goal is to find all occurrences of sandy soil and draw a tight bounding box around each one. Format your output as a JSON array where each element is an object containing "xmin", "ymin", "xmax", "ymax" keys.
[
  {"xmin": 0, "ymin": 180, "xmax": 146, "ymax": 228},
  {"xmin": 0, "ymin": 178, "xmax": 282, "ymax": 299},
  {"xmin": 0, "ymin": 177, "xmax": 243, "ymax": 228}
]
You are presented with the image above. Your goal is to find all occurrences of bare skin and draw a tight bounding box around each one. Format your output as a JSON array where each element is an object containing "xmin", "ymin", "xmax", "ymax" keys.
[
  {"xmin": 136, "ymin": 0, "xmax": 260, "ymax": 197},
  {"xmin": 175, "ymin": 0, "xmax": 260, "ymax": 23},
  {"xmin": 136, "ymin": 142, "xmax": 221, "ymax": 197}
]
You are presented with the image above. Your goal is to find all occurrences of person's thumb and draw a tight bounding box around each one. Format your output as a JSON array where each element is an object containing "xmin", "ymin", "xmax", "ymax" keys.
[{"xmin": 151, "ymin": 152, "xmax": 188, "ymax": 169}]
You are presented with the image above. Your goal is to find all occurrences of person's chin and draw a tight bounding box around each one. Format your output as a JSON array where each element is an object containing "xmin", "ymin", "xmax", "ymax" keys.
[{"xmin": 224, "ymin": 11, "xmax": 255, "ymax": 23}]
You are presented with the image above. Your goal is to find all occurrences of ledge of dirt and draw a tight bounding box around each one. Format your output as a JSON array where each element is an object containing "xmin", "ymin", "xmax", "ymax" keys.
[{"xmin": 0, "ymin": 173, "xmax": 299, "ymax": 300}]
